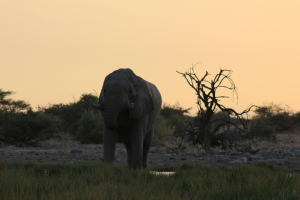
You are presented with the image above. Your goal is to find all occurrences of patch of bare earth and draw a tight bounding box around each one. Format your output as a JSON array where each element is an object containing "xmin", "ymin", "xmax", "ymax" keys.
[
  {"xmin": 0, "ymin": 132, "xmax": 300, "ymax": 171},
  {"xmin": 256, "ymin": 132, "xmax": 300, "ymax": 149}
]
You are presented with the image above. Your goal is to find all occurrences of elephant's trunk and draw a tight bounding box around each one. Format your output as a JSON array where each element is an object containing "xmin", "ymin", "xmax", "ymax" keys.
[
  {"xmin": 103, "ymin": 91, "xmax": 133, "ymax": 130},
  {"xmin": 103, "ymin": 102, "xmax": 121, "ymax": 130}
]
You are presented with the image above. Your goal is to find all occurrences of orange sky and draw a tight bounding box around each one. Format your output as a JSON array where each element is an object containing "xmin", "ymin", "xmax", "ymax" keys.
[{"xmin": 1, "ymin": 1, "xmax": 300, "ymax": 116}]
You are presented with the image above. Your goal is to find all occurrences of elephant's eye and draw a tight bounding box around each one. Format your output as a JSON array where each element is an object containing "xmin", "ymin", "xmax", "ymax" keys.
[
  {"xmin": 104, "ymin": 89, "xmax": 107, "ymax": 95},
  {"xmin": 129, "ymin": 89, "xmax": 135, "ymax": 97}
]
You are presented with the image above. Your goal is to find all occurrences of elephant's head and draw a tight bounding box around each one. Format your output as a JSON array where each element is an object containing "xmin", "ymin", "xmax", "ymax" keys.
[{"xmin": 91, "ymin": 68, "xmax": 154, "ymax": 130}]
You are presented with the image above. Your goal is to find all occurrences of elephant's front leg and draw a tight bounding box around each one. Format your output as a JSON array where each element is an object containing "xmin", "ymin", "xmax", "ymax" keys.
[
  {"xmin": 130, "ymin": 119, "xmax": 147, "ymax": 169},
  {"xmin": 103, "ymin": 127, "xmax": 117, "ymax": 162},
  {"xmin": 130, "ymin": 135, "xmax": 143, "ymax": 169}
]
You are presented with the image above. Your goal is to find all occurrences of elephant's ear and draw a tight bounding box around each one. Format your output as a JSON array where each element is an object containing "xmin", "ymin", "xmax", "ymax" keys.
[
  {"xmin": 98, "ymin": 75, "xmax": 111, "ymax": 110},
  {"xmin": 129, "ymin": 78, "xmax": 154, "ymax": 119}
]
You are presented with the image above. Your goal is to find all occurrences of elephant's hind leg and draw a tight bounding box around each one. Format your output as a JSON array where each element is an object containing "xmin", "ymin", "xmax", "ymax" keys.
[{"xmin": 143, "ymin": 128, "xmax": 153, "ymax": 168}]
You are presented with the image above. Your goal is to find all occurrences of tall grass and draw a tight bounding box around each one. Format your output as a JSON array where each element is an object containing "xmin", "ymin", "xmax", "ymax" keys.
[{"xmin": 0, "ymin": 162, "xmax": 299, "ymax": 200}]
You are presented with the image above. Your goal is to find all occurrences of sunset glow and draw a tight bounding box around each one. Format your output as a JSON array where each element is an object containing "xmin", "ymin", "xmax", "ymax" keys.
[{"xmin": 1, "ymin": 1, "xmax": 299, "ymax": 115}]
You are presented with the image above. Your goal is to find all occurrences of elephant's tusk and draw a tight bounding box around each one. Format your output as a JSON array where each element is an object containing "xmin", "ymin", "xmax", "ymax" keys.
[
  {"xmin": 128, "ymin": 103, "xmax": 134, "ymax": 109},
  {"xmin": 90, "ymin": 99, "xmax": 103, "ymax": 109}
]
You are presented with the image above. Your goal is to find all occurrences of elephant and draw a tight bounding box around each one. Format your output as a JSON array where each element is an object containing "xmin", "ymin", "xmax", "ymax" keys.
[{"xmin": 91, "ymin": 68, "xmax": 162, "ymax": 169}]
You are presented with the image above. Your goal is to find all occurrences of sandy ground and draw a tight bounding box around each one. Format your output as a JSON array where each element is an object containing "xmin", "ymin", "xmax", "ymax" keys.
[{"xmin": 0, "ymin": 133, "xmax": 300, "ymax": 170}]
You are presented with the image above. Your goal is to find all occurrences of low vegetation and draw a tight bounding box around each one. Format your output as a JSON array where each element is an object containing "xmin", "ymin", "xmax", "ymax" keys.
[
  {"xmin": 0, "ymin": 90, "xmax": 103, "ymax": 146},
  {"xmin": 1, "ymin": 83, "xmax": 300, "ymax": 149},
  {"xmin": 0, "ymin": 162, "xmax": 299, "ymax": 199},
  {"xmin": 1, "ymin": 68, "xmax": 300, "ymax": 150},
  {"xmin": 0, "ymin": 89, "xmax": 60, "ymax": 146}
]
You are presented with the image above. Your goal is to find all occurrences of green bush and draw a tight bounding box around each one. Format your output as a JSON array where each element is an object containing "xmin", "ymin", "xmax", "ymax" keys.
[
  {"xmin": 167, "ymin": 114, "xmax": 188, "ymax": 138},
  {"xmin": 157, "ymin": 103, "xmax": 193, "ymax": 142},
  {"xmin": 254, "ymin": 103, "xmax": 300, "ymax": 133},
  {"xmin": 42, "ymin": 93, "xmax": 99, "ymax": 135},
  {"xmin": 247, "ymin": 118, "xmax": 276, "ymax": 141},
  {"xmin": 160, "ymin": 102, "xmax": 191, "ymax": 119},
  {"xmin": 0, "ymin": 112, "xmax": 60, "ymax": 146},
  {"xmin": 154, "ymin": 115, "xmax": 174, "ymax": 141},
  {"xmin": 0, "ymin": 89, "xmax": 61, "ymax": 146},
  {"xmin": 75, "ymin": 110, "xmax": 103, "ymax": 144}
]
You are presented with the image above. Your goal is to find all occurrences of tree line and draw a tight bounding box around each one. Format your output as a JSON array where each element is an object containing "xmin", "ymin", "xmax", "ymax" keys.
[
  {"xmin": 1, "ymin": 88, "xmax": 299, "ymax": 148},
  {"xmin": 1, "ymin": 67, "xmax": 299, "ymax": 148}
]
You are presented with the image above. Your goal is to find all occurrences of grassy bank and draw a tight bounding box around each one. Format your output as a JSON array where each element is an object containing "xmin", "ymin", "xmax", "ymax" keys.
[{"xmin": 0, "ymin": 162, "xmax": 299, "ymax": 200}]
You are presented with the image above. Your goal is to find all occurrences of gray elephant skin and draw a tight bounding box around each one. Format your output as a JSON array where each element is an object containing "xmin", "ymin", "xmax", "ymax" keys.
[{"xmin": 91, "ymin": 68, "xmax": 162, "ymax": 169}]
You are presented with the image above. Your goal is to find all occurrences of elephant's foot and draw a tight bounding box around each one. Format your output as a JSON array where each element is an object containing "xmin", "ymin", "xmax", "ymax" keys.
[{"xmin": 143, "ymin": 162, "xmax": 147, "ymax": 169}]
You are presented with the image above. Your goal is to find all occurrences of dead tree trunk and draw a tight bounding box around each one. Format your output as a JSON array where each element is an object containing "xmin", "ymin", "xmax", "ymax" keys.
[{"xmin": 177, "ymin": 64, "xmax": 256, "ymax": 148}]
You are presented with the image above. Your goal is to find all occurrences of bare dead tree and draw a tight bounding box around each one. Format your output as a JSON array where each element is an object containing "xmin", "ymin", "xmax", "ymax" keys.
[{"xmin": 177, "ymin": 64, "xmax": 257, "ymax": 148}]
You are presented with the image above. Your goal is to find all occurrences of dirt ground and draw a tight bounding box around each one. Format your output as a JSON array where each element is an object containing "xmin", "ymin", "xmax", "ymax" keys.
[
  {"xmin": 1, "ymin": 132, "xmax": 300, "ymax": 170},
  {"xmin": 255, "ymin": 132, "xmax": 300, "ymax": 148}
]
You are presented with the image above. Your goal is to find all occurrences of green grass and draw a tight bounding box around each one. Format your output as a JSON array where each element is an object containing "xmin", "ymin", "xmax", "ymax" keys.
[{"xmin": 0, "ymin": 162, "xmax": 299, "ymax": 200}]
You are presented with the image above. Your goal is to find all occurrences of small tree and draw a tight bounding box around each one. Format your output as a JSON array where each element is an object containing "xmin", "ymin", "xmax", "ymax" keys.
[
  {"xmin": 0, "ymin": 89, "xmax": 31, "ymax": 113},
  {"xmin": 177, "ymin": 65, "xmax": 256, "ymax": 147}
]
